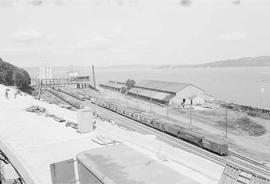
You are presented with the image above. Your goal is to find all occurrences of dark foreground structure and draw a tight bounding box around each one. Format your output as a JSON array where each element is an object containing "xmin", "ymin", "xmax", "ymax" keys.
[{"xmin": 76, "ymin": 144, "xmax": 198, "ymax": 184}]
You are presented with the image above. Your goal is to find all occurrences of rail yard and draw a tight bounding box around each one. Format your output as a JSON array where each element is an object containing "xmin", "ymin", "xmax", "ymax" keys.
[{"xmin": 44, "ymin": 85, "xmax": 270, "ymax": 183}]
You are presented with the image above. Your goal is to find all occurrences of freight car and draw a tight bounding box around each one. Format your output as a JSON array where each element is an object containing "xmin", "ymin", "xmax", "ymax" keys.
[
  {"xmin": 151, "ymin": 118, "xmax": 167, "ymax": 132},
  {"xmin": 202, "ymin": 137, "xmax": 228, "ymax": 156},
  {"xmin": 116, "ymin": 105, "xmax": 126, "ymax": 115},
  {"xmin": 47, "ymin": 88, "xmax": 82, "ymax": 109},
  {"xmin": 179, "ymin": 129, "xmax": 204, "ymax": 147},
  {"xmin": 90, "ymin": 98, "xmax": 228, "ymax": 156},
  {"xmin": 58, "ymin": 87, "xmax": 86, "ymax": 101},
  {"xmin": 140, "ymin": 113, "xmax": 155, "ymax": 126},
  {"xmin": 164, "ymin": 124, "xmax": 182, "ymax": 137}
]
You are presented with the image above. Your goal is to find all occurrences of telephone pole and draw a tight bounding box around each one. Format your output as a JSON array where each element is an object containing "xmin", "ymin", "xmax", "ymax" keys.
[
  {"xmin": 225, "ymin": 103, "xmax": 228, "ymax": 138},
  {"xmin": 189, "ymin": 105, "xmax": 192, "ymax": 125},
  {"xmin": 150, "ymin": 91, "xmax": 152, "ymax": 112},
  {"xmin": 92, "ymin": 65, "xmax": 96, "ymax": 88}
]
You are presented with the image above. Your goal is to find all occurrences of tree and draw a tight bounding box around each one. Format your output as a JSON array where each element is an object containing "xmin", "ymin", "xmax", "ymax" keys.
[
  {"xmin": 21, "ymin": 69, "xmax": 31, "ymax": 86},
  {"xmin": 15, "ymin": 71, "xmax": 30, "ymax": 89},
  {"xmin": 125, "ymin": 79, "xmax": 136, "ymax": 90},
  {"xmin": 0, "ymin": 71, "xmax": 6, "ymax": 84},
  {"xmin": 0, "ymin": 58, "xmax": 31, "ymax": 88},
  {"xmin": 5, "ymin": 70, "xmax": 14, "ymax": 86}
]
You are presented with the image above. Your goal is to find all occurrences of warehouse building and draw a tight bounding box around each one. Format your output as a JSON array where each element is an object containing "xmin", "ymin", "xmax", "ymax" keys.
[
  {"xmin": 99, "ymin": 81, "xmax": 127, "ymax": 93},
  {"xmin": 128, "ymin": 80, "xmax": 207, "ymax": 106}
]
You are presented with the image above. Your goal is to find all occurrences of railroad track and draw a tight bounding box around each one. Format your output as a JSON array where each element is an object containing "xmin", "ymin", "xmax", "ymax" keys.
[
  {"xmin": 47, "ymin": 88, "xmax": 270, "ymax": 179},
  {"xmin": 88, "ymin": 101, "xmax": 270, "ymax": 179},
  {"xmin": 229, "ymin": 151, "xmax": 269, "ymax": 168}
]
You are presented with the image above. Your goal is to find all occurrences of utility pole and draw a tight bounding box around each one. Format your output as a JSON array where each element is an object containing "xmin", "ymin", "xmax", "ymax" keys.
[
  {"xmin": 38, "ymin": 79, "xmax": 43, "ymax": 100},
  {"xmin": 92, "ymin": 65, "xmax": 96, "ymax": 89},
  {"xmin": 189, "ymin": 105, "xmax": 192, "ymax": 126},
  {"xmin": 225, "ymin": 103, "xmax": 228, "ymax": 138},
  {"xmin": 136, "ymin": 90, "xmax": 139, "ymax": 106},
  {"xmin": 150, "ymin": 91, "xmax": 152, "ymax": 112}
]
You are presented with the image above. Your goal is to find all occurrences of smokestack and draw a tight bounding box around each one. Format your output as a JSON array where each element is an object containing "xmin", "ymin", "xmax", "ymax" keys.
[{"xmin": 92, "ymin": 65, "xmax": 96, "ymax": 88}]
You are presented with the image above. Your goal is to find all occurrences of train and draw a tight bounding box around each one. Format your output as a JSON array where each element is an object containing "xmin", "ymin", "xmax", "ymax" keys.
[
  {"xmin": 49, "ymin": 87, "xmax": 228, "ymax": 156},
  {"xmin": 92, "ymin": 98, "xmax": 228, "ymax": 156}
]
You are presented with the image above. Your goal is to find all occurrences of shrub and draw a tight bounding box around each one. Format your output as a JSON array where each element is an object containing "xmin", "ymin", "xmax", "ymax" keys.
[
  {"xmin": 217, "ymin": 116, "xmax": 266, "ymax": 136},
  {"xmin": 236, "ymin": 116, "xmax": 266, "ymax": 136}
]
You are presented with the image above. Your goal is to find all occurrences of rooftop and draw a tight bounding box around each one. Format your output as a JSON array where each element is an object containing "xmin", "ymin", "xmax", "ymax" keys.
[
  {"xmin": 100, "ymin": 81, "xmax": 127, "ymax": 89},
  {"xmin": 135, "ymin": 80, "xmax": 201, "ymax": 94},
  {"xmin": 128, "ymin": 87, "xmax": 174, "ymax": 102},
  {"xmin": 77, "ymin": 144, "xmax": 199, "ymax": 184}
]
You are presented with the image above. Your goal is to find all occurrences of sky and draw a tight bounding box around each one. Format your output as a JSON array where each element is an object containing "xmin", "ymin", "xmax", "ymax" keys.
[{"xmin": 0, "ymin": 0, "xmax": 270, "ymax": 67}]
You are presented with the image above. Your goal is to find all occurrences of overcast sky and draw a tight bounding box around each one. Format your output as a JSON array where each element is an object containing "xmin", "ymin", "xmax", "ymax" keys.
[{"xmin": 0, "ymin": 0, "xmax": 270, "ymax": 67}]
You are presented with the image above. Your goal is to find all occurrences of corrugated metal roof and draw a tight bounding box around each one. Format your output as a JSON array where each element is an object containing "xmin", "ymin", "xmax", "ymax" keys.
[
  {"xmin": 77, "ymin": 144, "xmax": 198, "ymax": 184},
  {"xmin": 128, "ymin": 87, "xmax": 174, "ymax": 102},
  {"xmin": 100, "ymin": 82, "xmax": 126, "ymax": 89},
  {"xmin": 135, "ymin": 80, "xmax": 192, "ymax": 93}
]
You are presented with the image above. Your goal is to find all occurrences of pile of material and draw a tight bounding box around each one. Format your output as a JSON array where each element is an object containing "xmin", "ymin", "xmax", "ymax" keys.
[
  {"xmin": 65, "ymin": 121, "xmax": 78, "ymax": 129},
  {"xmin": 45, "ymin": 113, "xmax": 66, "ymax": 122},
  {"xmin": 25, "ymin": 106, "xmax": 46, "ymax": 114}
]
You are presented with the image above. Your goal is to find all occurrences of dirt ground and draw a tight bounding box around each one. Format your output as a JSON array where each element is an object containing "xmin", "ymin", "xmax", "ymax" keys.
[{"xmin": 96, "ymin": 88, "xmax": 270, "ymax": 165}]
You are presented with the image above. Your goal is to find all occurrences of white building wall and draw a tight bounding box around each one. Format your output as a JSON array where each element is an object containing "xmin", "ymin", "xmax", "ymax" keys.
[
  {"xmin": 169, "ymin": 85, "xmax": 204, "ymax": 106},
  {"xmin": 192, "ymin": 96, "xmax": 204, "ymax": 105}
]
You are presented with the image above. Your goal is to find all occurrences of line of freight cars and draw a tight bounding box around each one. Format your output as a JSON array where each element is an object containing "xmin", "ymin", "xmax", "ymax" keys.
[
  {"xmin": 51, "ymin": 87, "xmax": 228, "ymax": 156},
  {"xmin": 46, "ymin": 88, "xmax": 83, "ymax": 109},
  {"xmin": 93, "ymin": 98, "xmax": 229, "ymax": 156}
]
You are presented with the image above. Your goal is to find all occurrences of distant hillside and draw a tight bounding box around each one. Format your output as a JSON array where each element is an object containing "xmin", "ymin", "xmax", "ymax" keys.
[
  {"xmin": 196, "ymin": 56, "xmax": 270, "ymax": 67},
  {"xmin": 0, "ymin": 58, "xmax": 31, "ymax": 89},
  {"xmin": 156, "ymin": 56, "xmax": 270, "ymax": 69},
  {"xmin": 98, "ymin": 64, "xmax": 159, "ymax": 70}
]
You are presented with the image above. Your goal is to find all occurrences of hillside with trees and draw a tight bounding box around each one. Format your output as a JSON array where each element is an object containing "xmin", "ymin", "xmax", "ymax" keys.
[{"xmin": 0, "ymin": 58, "xmax": 31, "ymax": 90}]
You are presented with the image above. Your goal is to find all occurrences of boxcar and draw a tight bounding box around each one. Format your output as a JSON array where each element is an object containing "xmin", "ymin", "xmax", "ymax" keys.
[
  {"xmin": 122, "ymin": 107, "xmax": 132, "ymax": 117},
  {"xmin": 116, "ymin": 105, "xmax": 125, "ymax": 115},
  {"xmin": 132, "ymin": 112, "xmax": 142, "ymax": 122},
  {"xmin": 164, "ymin": 124, "xmax": 182, "ymax": 137},
  {"xmin": 202, "ymin": 137, "xmax": 228, "ymax": 156},
  {"xmin": 109, "ymin": 103, "xmax": 118, "ymax": 112},
  {"xmin": 103, "ymin": 102, "xmax": 111, "ymax": 109},
  {"xmin": 151, "ymin": 119, "xmax": 166, "ymax": 132},
  {"xmin": 179, "ymin": 129, "xmax": 204, "ymax": 147},
  {"xmin": 140, "ymin": 114, "xmax": 154, "ymax": 126},
  {"xmin": 93, "ymin": 99, "xmax": 103, "ymax": 106}
]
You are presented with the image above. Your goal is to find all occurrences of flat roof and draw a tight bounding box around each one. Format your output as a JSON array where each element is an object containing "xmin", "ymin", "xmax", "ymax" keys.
[{"xmin": 77, "ymin": 144, "xmax": 198, "ymax": 184}]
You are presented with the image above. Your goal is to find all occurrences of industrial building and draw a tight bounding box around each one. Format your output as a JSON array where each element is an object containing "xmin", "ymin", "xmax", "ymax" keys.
[
  {"xmin": 128, "ymin": 80, "xmax": 207, "ymax": 106},
  {"xmin": 99, "ymin": 81, "xmax": 127, "ymax": 93}
]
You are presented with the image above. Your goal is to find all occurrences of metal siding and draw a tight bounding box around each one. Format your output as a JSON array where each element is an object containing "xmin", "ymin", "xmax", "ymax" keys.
[{"xmin": 50, "ymin": 159, "xmax": 76, "ymax": 184}]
